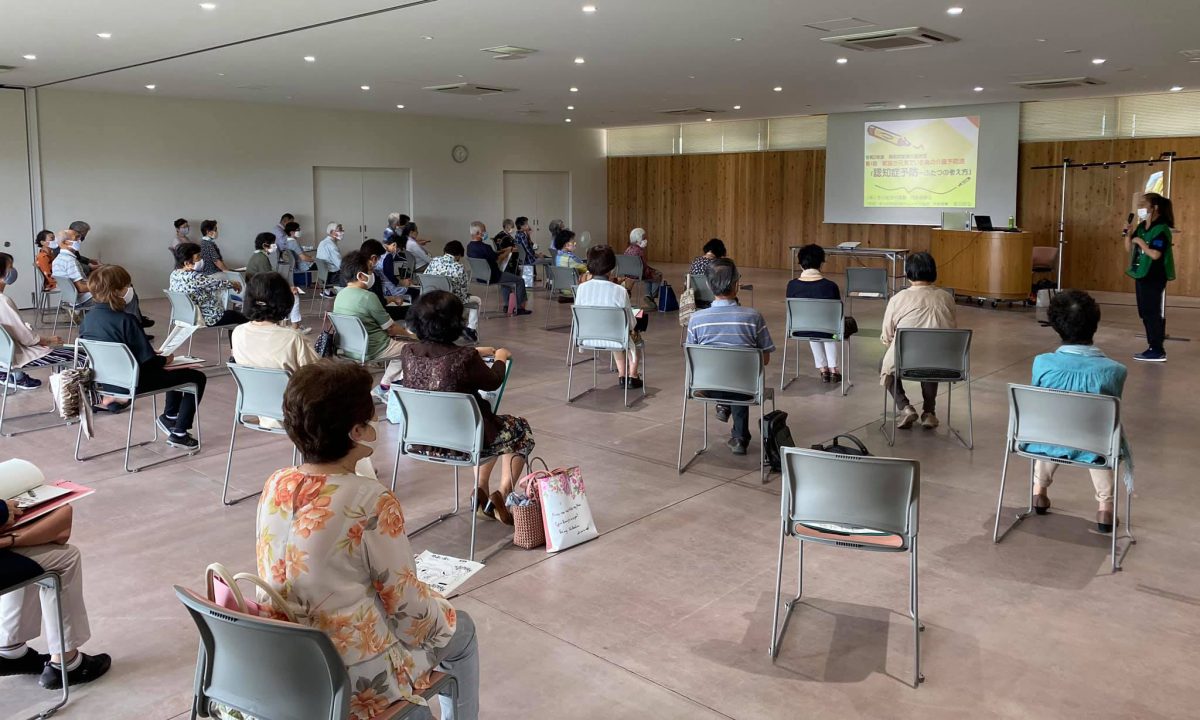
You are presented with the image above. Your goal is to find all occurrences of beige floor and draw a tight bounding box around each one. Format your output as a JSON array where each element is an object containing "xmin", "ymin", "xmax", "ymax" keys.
[{"xmin": 2, "ymin": 265, "xmax": 1198, "ymax": 720}]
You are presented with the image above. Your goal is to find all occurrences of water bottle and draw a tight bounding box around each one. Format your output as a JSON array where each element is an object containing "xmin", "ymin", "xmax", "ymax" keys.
[
  {"xmin": 965, "ymin": 214, "xmax": 972, "ymax": 231},
  {"xmin": 1007, "ymin": 215, "xmax": 1016, "ymax": 229}
]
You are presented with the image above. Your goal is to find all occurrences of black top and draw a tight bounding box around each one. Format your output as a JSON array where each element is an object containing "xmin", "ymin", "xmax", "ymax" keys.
[
  {"xmin": 79, "ymin": 303, "xmax": 165, "ymax": 373},
  {"xmin": 786, "ymin": 277, "xmax": 841, "ymax": 300},
  {"xmin": 466, "ymin": 240, "xmax": 502, "ymax": 283}
]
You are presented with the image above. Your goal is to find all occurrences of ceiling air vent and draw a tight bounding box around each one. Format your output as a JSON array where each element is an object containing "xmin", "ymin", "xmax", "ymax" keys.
[
  {"xmin": 659, "ymin": 107, "xmax": 722, "ymax": 117},
  {"xmin": 1179, "ymin": 49, "xmax": 1200, "ymax": 63},
  {"xmin": 822, "ymin": 27, "xmax": 958, "ymax": 52},
  {"xmin": 480, "ymin": 45, "xmax": 537, "ymax": 61},
  {"xmin": 424, "ymin": 83, "xmax": 515, "ymax": 96},
  {"xmin": 1012, "ymin": 77, "xmax": 1105, "ymax": 90},
  {"xmin": 0, "ymin": 65, "xmax": 17, "ymax": 74}
]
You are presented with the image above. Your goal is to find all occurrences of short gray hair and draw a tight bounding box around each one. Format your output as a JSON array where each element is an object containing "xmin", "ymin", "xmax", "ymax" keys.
[
  {"xmin": 705, "ymin": 258, "xmax": 740, "ymax": 297},
  {"xmin": 629, "ymin": 228, "xmax": 646, "ymax": 246},
  {"xmin": 387, "ymin": 212, "xmax": 401, "ymax": 225},
  {"xmin": 469, "ymin": 221, "xmax": 486, "ymax": 237},
  {"xmin": 548, "ymin": 219, "xmax": 564, "ymax": 235},
  {"xmin": 325, "ymin": 221, "xmax": 341, "ymax": 236},
  {"xmin": 68, "ymin": 220, "xmax": 90, "ymax": 234}
]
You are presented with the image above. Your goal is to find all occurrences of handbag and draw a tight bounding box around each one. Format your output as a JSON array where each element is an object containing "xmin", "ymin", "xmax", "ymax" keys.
[
  {"xmin": 810, "ymin": 433, "xmax": 872, "ymax": 457},
  {"xmin": 205, "ymin": 562, "xmax": 297, "ymax": 622},
  {"xmin": 658, "ymin": 283, "xmax": 679, "ymax": 313},
  {"xmin": 842, "ymin": 316, "xmax": 859, "ymax": 338},
  {"xmin": 511, "ymin": 457, "xmax": 548, "ymax": 550},
  {"xmin": 536, "ymin": 465, "xmax": 598, "ymax": 553},
  {"xmin": 678, "ymin": 278, "xmax": 696, "ymax": 328},
  {"xmin": 314, "ymin": 319, "xmax": 337, "ymax": 358},
  {"xmin": 0, "ymin": 505, "xmax": 72, "ymax": 548},
  {"xmin": 761, "ymin": 410, "xmax": 796, "ymax": 473}
]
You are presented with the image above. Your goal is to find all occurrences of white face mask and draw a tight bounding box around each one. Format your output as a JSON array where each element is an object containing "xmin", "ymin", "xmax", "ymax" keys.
[
  {"xmin": 179, "ymin": 227, "xmax": 190, "ymax": 236},
  {"xmin": 293, "ymin": 230, "xmax": 302, "ymax": 239},
  {"xmin": 1137, "ymin": 208, "xmax": 1149, "ymax": 221},
  {"xmin": 122, "ymin": 287, "xmax": 135, "ymax": 303},
  {"xmin": 350, "ymin": 421, "xmax": 379, "ymax": 456},
  {"xmin": 70, "ymin": 241, "xmax": 82, "ymax": 251},
  {"xmin": 264, "ymin": 245, "xmax": 275, "ymax": 255},
  {"xmin": 193, "ymin": 260, "xmax": 205, "ymax": 272},
  {"xmin": 3, "ymin": 267, "xmax": 18, "ymax": 286},
  {"xmin": 333, "ymin": 231, "xmax": 344, "ymax": 240},
  {"xmin": 357, "ymin": 271, "xmax": 376, "ymax": 289}
]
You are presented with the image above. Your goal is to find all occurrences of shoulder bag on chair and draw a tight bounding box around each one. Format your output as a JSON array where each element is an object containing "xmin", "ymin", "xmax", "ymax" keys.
[
  {"xmin": 536, "ymin": 465, "xmax": 598, "ymax": 553},
  {"xmin": 678, "ymin": 277, "xmax": 697, "ymax": 328},
  {"xmin": 811, "ymin": 433, "xmax": 872, "ymax": 457},
  {"xmin": 314, "ymin": 319, "xmax": 338, "ymax": 358},
  {"xmin": 205, "ymin": 562, "xmax": 297, "ymax": 622}
]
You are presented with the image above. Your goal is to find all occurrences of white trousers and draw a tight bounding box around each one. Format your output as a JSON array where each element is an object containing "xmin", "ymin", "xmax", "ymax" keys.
[
  {"xmin": 809, "ymin": 340, "xmax": 839, "ymax": 369},
  {"xmin": 289, "ymin": 296, "xmax": 302, "ymax": 325},
  {"xmin": 466, "ymin": 296, "xmax": 481, "ymax": 331},
  {"xmin": 0, "ymin": 544, "xmax": 91, "ymax": 655}
]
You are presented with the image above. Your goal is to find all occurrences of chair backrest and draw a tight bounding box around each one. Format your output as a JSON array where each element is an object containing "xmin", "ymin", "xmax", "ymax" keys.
[
  {"xmin": 0, "ymin": 325, "xmax": 14, "ymax": 369},
  {"xmin": 781, "ymin": 448, "xmax": 919, "ymax": 548},
  {"xmin": 416, "ymin": 273, "xmax": 451, "ymax": 295},
  {"xmin": 784, "ymin": 299, "xmax": 844, "ymax": 339},
  {"xmin": 391, "ymin": 388, "xmax": 486, "ymax": 460},
  {"xmin": 53, "ymin": 276, "xmax": 79, "ymax": 304},
  {"xmin": 165, "ymin": 289, "xmax": 202, "ymax": 326},
  {"xmin": 466, "ymin": 257, "xmax": 494, "ymax": 285},
  {"xmin": 1008, "ymin": 384, "xmax": 1120, "ymax": 467},
  {"xmin": 615, "ymin": 254, "xmax": 643, "ymax": 279},
  {"xmin": 845, "ymin": 267, "xmax": 888, "ymax": 297},
  {"xmin": 174, "ymin": 586, "xmax": 350, "ymax": 720},
  {"xmin": 515, "ymin": 243, "xmax": 529, "ymax": 266},
  {"xmin": 229, "ymin": 364, "xmax": 290, "ymax": 424},
  {"xmin": 895, "ymin": 328, "xmax": 971, "ymax": 380},
  {"xmin": 325, "ymin": 313, "xmax": 370, "ymax": 362},
  {"xmin": 277, "ymin": 258, "xmax": 296, "ymax": 287},
  {"xmin": 548, "ymin": 265, "xmax": 579, "ymax": 297},
  {"xmin": 1031, "ymin": 245, "xmax": 1059, "ymax": 269},
  {"xmin": 75, "ymin": 339, "xmax": 139, "ymax": 394},
  {"xmin": 683, "ymin": 344, "xmax": 765, "ymax": 403},
  {"xmin": 405, "ymin": 252, "xmax": 420, "ymax": 273},
  {"xmin": 312, "ymin": 259, "xmax": 333, "ymax": 284},
  {"xmin": 571, "ymin": 306, "xmax": 631, "ymax": 349},
  {"xmin": 689, "ymin": 273, "xmax": 716, "ymax": 304}
]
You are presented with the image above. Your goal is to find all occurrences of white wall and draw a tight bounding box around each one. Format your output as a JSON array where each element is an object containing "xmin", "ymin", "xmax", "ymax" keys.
[{"xmin": 34, "ymin": 89, "xmax": 607, "ymax": 297}]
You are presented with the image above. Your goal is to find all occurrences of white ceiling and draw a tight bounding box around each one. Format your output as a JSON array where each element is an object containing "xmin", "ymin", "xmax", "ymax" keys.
[{"xmin": 3, "ymin": 0, "xmax": 1199, "ymax": 127}]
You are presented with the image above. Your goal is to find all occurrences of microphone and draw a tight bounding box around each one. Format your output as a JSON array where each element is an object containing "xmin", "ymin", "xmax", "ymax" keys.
[{"xmin": 1122, "ymin": 212, "xmax": 1135, "ymax": 237}]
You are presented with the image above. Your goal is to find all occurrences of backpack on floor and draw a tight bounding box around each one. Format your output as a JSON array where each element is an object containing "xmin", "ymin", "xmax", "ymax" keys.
[
  {"xmin": 762, "ymin": 410, "xmax": 796, "ymax": 473},
  {"xmin": 810, "ymin": 433, "xmax": 872, "ymax": 457}
]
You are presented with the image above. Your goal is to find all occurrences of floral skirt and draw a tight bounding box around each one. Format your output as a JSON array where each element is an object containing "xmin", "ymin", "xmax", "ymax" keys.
[{"xmin": 412, "ymin": 414, "xmax": 535, "ymax": 462}]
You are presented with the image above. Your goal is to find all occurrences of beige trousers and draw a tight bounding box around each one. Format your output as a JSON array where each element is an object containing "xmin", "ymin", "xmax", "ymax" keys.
[
  {"xmin": 0, "ymin": 544, "xmax": 91, "ymax": 655},
  {"xmin": 372, "ymin": 337, "xmax": 411, "ymax": 386},
  {"xmin": 1034, "ymin": 460, "xmax": 1114, "ymax": 504}
]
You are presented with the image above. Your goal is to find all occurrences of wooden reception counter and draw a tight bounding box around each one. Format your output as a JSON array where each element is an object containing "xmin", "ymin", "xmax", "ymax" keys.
[{"xmin": 928, "ymin": 229, "xmax": 1035, "ymax": 301}]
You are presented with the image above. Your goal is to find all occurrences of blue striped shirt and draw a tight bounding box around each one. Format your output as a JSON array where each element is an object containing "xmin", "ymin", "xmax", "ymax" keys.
[{"xmin": 686, "ymin": 299, "xmax": 775, "ymax": 352}]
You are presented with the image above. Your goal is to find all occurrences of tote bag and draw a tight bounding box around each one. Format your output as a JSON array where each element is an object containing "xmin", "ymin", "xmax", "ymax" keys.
[{"xmin": 536, "ymin": 466, "xmax": 598, "ymax": 553}]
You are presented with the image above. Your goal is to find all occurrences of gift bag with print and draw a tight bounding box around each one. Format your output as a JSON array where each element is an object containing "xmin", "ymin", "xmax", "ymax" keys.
[{"xmin": 537, "ymin": 465, "xmax": 598, "ymax": 553}]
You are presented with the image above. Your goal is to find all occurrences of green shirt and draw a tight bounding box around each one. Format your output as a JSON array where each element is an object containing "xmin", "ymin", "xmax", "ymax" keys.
[
  {"xmin": 332, "ymin": 286, "xmax": 394, "ymax": 360},
  {"xmin": 245, "ymin": 250, "xmax": 273, "ymax": 281}
]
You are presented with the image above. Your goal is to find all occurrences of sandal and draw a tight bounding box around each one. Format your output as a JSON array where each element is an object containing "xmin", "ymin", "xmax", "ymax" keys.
[
  {"xmin": 1033, "ymin": 493, "xmax": 1050, "ymax": 515},
  {"xmin": 820, "ymin": 370, "xmax": 832, "ymax": 383}
]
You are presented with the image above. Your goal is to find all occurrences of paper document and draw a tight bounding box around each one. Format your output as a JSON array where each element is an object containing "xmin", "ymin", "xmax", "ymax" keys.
[
  {"xmin": 167, "ymin": 356, "xmax": 205, "ymax": 368},
  {"xmin": 158, "ymin": 321, "xmax": 200, "ymax": 356},
  {"xmin": 414, "ymin": 550, "xmax": 484, "ymax": 597},
  {"xmin": 0, "ymin": 459, "xmax": 96, "ymax": 526}
]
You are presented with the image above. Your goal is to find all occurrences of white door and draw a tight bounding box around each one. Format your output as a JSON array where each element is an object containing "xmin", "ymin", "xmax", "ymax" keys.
[
  {"xmin": 537, "ymin": 171, "xmax": 571, "ymax": 236},
  {"xmin": 314, "ymin": 167, "xmax": 366, "ymax": 242},
  {"xmin": 0, "ymin": 90, "xmax": 35, "ymax": 309},
  {"xmin": 504, "ymin": 171, "xmax": 569, "ymax": 252},
  {"xmin": 361, "ymin": 168, "xmax": 411, "ymax": 242}
]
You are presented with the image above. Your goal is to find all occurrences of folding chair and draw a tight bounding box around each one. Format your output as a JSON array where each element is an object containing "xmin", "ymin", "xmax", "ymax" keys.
[
  {"xmin": 546, "ymin": 265, "xmax": 580, "ymax": 332},
  {"xmin": 2, "ymin": 572, "xmax": 69, "ymax": 718},
  {"xmin": 466, "ymin": 257, "xmax": 515, "ymax": 320},
  {"xmin": 567, "ymin": 306, "xmax": 646, "ymax": 408},
  {"xmin": 677, "ymin": 345, "xmax": 775, "ymax": 483},
  {"xmin": 222, "ymin": 364, "xmax": 296, "ymax": 506},
  {"xmin": 845, "ymin": 267, "xmax": 889, "ymax": 317},
  {"xmin": 992, "ymin": 384, "xmax": 1134, "ymax": 572},
  {"xmin": 74, "ymin": 339, "xmax": 202, "ymax": 473},
  {"xmin": 769, "ymin": 448, "xmax": 923, "ymax": 688},
  {"xmin": 390, "ymin": 388, "xmax": 500, "ymax": 561},
  {"xmin": 882, "ymin": 328, "xmax": 973, "ymax": 449},
  {"xmin": 0, "ymin": 327, "xmax": 76, "ymax": 437},
  {"xmin": 779, "ymin": 298, "xmax": 851, "ymax": 396},
  {"xmin": 174, "ymin": 585, "xmax": 458, "ymax": 720}
]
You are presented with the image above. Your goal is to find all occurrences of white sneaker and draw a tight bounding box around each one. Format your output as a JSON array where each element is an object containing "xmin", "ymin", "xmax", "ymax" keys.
[
  {"xmin": 296, "ymin": 326, "xmax": 313, "ymax": 335},
  {"xmin": 920, "ymin": 412, "xmax": 939, "ymax": 429},
  {"xmin": 896, "ymin": 405, "xmax": 919, "ymax": 430}
]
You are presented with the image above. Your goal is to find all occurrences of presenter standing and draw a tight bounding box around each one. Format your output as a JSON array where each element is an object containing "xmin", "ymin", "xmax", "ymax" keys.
[{"xmin": 1123, "ymin": 192, "xmax": 1176, "ymax": 362}]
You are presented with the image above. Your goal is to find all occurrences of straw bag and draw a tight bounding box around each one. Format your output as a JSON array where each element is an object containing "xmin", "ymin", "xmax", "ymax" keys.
[
  {"xmin": 511, "ymin": 457, "xmax": 548, "ymax": 550},
  {"xmin": 205, "ymin": 562, "xmax": 297, "ymax": 622}
]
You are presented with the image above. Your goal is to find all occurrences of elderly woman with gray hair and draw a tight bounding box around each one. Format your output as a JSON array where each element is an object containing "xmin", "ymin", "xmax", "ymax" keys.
[{"xmin": 623, "ymin": 228, "xmax": 663, "ymax": 310}]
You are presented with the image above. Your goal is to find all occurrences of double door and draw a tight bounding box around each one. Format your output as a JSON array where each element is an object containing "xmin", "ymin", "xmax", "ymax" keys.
[
  {"xmin": 313, "ymin": 167, "xmax": 411, "ymax": 243},
  {"xmin": 0, "ymin": 89, "xmax": 36, "ymax": 309},
  {"xmin": 503, "ymin": 171, "xmax": 570, "ymax": 251}
]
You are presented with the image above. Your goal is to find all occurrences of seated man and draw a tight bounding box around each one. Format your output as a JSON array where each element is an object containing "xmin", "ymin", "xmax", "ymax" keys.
[
  {"xmin": 50, "ymin": 230, "xmax": 149, "ymax": 331},
  {"xmin": 315, "ymin": 222, "xmax": 346, "ymax": 293},
  {"xmin": 466, "ymin": 221, "xmax": 529, "ymax": 315},
  {"xmin": 331, "ymin": 249, "xmax": 415, "ymax": 394},
  {"xmin": 361, "ymin": 238, "xmax": 414, "ymax": 321},
  {"xmin": 1025, "ymin": 289, "xmax": 1127, "ymax": 533},
  {"xmin": 685, "ymin": 258, "xmax": 774, "ymax": 456}
]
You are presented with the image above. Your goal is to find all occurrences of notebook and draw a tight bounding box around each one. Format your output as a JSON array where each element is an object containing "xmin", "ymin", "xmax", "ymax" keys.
[{"xmin": 0, "ymin": 459, "xmax": 95, "ymax": 528}]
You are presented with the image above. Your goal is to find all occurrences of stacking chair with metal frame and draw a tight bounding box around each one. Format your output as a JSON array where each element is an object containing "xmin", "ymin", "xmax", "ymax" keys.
[
  {"xmin": 37, "ymin": 279, "xmax": 62, "ymax": 328},
  {"xmin": 882, "ymin": 328, "xmax": 973, "ymax": 449},
  {"xmin": 679, "ymin": 273, "xmax": 719, "ymax": 344},
  {"xmin": 567, "ymin": 305, "xmax": 646, "ymax": 408},
  {"xmin": 222, "ymin": 364, "xmax": 295, "ymax": 507},
  {"xmin": 164, "ymin": 289, "xmax": 236, "ymax": 371},
  {"xmin": 466, "ymin": 256, "xmax": 515, "ymax": 320},
  {"xmin": 50, "ymin": 276, "xmax": 84, "ymax": 342},
  {"xmin": 769, "ymin": 448, "xmax": 923, "ymax": 688},
  {"xmin": 546, "ymin": 265, "xmax": 580, "ymax": 332},
  {"xmin": 845, "ymin": 267, "xmax": 889, "ymax": 317},
  {"xmin": 3, "ymin": 572, "xmax": 69, "ymax": 718},
  {"xmin": 74, "ymin": 339, "xmax": 203, "ymax": 473},
  {"xmin": 0, "ymin": 326, "xmax": 76, "ymax": 437},
  {"xmin": 416, "ymin": 272, "xmax": 451, "ymax": 296},
  {"xmin": 992, "ymin": 384, "xmax": 1134, "ymax": 572},
  {"xmin": 615, "ymin": 254, "xmax": 644, "ymax": 298},
  {"xmin": 174, "ymin": 585, "xmax": 458, "ymax": 720},
  {"xmin": 677, "ymin": 345, "xmax": 775, "ymax": 483},
  {"xmin": 390, "ymin": 388, "xmax": 499, "ymax": 561},
  {"xmin": 310, "ymin": 259, "xmax": 335, "ymax": 314},
  {"xmin": 323, "ymin": 313, "xmax": 388, "ymax": 375},
  {"xmin": 779, "ymin": 298, "xmax": 851, "ymax": 396}
]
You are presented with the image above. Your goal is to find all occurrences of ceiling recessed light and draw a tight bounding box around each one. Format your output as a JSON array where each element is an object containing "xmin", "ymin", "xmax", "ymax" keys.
[
  {"xmin": 145, "ymin": 84, "xmax": 156, "ymax": 90},
  {"xmin": 360, "ymin": 85, "xmax": 371, "ymax": 91},
  {"xmin": 567, "ymin": 105, "xmax": 575, "ymax": 110},
  {"xmin": 947, "ymin": 6, "xmax": 964, "ymax": 15},
  {"xmin": 836, "ymin": 57, "xmax": 848, "ymax": 64},
  {"xmin": 396, "ymin": 104, "xmax": 405, "ymax": 109},
  {"xmin": 582, "ymin": 4, "xmax": 597, "ymax": 12},
  {"xmin": 303, "ymin": 55, "xmax": 316, "ymax": 62},
  {"xmin": 1035, "ymin": 38, "xmax": 1047, "ymax": 42},
  {"xmin": 973, "ymin": 86, "xmax": 984, "ymax": 92},
  {"xmin": 22, "ymin": 54, "xmax": 36, "ymax": 60},
  {"xmin": 199, "ymin": 2, "xmax": 217, "ymax": 9},
  {"xmin": 899, "ymin": 104, "xmax": 907, "ymax": 109},
  {"xmin": 1092, "ymin": 58, "xmax": 1106, "ymax": 65},
  {"xmin": 96, "ymin": 32, "xmax": 112, "ymax": 39},
  {"xmin": 565, "ymin": 118, "xmax": 573, "ymax": 122},
  {"xmin": 1170, "ymin": 86, "xmax": 1184, "ymax": 92},
  {"xmin": 570, "ymin": 86, "xmax": 579, "ymax": 92},
  {"xmin": 733, "ymin": 105, "xmax": 742, "ymax": 110},
  {"xmin": 731, "ymin": 37, "xmax": 743, "ymax": 42},
  {"xmin": 705, "ymin": 117, "xmax": 713, "ymax": 122},
  {"xmin": 217, "ymin": 72, "xmax": 225, "ymax": 76},
  {"xmin": 773, "ymin": 86, "xmax": 783, "ymax": 92},
  {"xmin": 574, "ymin": 57, "xmax": 585, "ymax": 64}
]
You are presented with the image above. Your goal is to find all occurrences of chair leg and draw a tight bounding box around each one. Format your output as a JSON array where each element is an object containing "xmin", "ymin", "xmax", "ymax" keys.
[
  {"xmin": 123, "ymin": 396, "xmax": 137, "ymax": 473},
  {"xmin": 566, "ymin": 346, "xmax": 575, "ymax": 402},
  {"xmin": 910, "ymin": 538, "xmax": 924, "ymax": 687},
  {"xmin": 391, "ymin": 426, "xmax": 405, "ymax": 493},
  {"xmin": 469, "ymin": 465, "xmax": 480, "ymax": 562},
  {"xmin": 779, "ymin": 337, "xmax": 789, "ymax": 391},
  {"xmin": 1111, "ymin": 465, "xmax": 1119, "ymax": 573},
  {"xmin": 409, "ymin": 466, "xmax": 462, "ymax": 538},
  {"xmin": 769, "ymin": 518, "xmax": 788, "ymax": 659},
  {"xmin": 881, "ymin": 383, "xmax": 896, "ymax": 446},
  {"xmin": 222, "ymin": 415, "xmax": 237, "ymax": 505},
  {"xmin": 992, "ymin": 449, "xmax": 1034, "ymax": 543},
  {"xmin": 760, "ymin": 402, "xmax": 768, "ymax": 484},
  {"xmin": 840, "ymin": 337, "xmax": 851, "ymax": 397},
  {"xmin": 676, "ymin": 396, "xmax": 688, "ymax": 473},
  {"xmin": 38, "ymin": 574, "xmax": 71, "ymax": 717}
]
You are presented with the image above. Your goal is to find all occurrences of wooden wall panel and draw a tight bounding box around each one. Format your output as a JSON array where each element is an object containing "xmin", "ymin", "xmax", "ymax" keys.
[{"xmin": 609, "ymin": 137, "xmax": 1200, "ymax": 296}]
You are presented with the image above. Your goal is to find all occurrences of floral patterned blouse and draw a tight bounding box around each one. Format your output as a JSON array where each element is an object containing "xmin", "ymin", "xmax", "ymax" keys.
[
  {"xmin": 256, "ymin": 468, "xmax": 457, "ymax": 716},
  {"xmin": 168, "ymin": 268, "xmax": 233, "ymax": 327}
]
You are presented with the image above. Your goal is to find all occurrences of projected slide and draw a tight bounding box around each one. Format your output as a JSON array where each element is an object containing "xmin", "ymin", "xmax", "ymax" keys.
[{"xmin": 863, "ymin": 116, "xmax": 979, "ymax": 208}]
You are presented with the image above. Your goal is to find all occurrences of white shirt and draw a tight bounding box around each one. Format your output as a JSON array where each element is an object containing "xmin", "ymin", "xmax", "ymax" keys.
[
  {"xmin": 51, "ymin": 249, "xmax": 91, "ymax": 303},
  {"xmin": 406, "ymin": 238, "xmax": 432, "ymax": 267},
  {"xmin": 574, "ymin": 277, "xmax": 635, "ymax": 350},
  {"xmin": 316, "ymin": 236, "xmax": 342, "ymax": 270}
]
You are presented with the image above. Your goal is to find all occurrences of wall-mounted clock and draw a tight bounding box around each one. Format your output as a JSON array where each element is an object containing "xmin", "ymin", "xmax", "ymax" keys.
[{"xmin": 451, "ymin": 144, "xmax": 469, "ymax": 163}]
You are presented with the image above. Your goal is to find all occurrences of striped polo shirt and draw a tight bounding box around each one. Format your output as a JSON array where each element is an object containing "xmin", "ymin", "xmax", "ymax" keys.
[
  {"xmin": 686, "ymin": 299, "xmax": 775, "ymax": 351},
  {"xmin": 574, "ymin": 277, "xmax": 635, "ymax": 350}
]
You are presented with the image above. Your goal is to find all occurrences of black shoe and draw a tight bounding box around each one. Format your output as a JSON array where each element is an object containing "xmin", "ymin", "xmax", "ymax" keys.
[
  {"xmin": 624, "ymin": 377, "xmax": 644, "ymax": 389},
  {"xmin": 144, "ymin": 334, "xmax": 155, "ymax": 342},
  {"xmin": 715, "ymin": 404, "xmax": 731, "ymax": 423},
  {"xmin": 93, "ymin": 400, "xmax": 130, "ymax": 414},
  {"xmin": 461, "ymin": 328, "xmax": 478, "ymax": 343},
  {"xmin": 0, "ymin": 648, "xmax": 50, "ymax": 676},
  {"xmin": 166, "ymin": 432, "xmax": 199, "ymax": 450},
  {"xmin": 39, "ymin": 652, "xmax": 111, "ymax": 689},
  {"xmin": 726, "ymin": 437, "xmax": 748, "ymax": 456},
  {"xmin": 139, "ymin": 315, "xmax": 155, "ymax": 329},
  {"xmin": 515, "ymin": 308, "xmax": 533, "ymax": 316},
  {"xmin": 155, "ymin": 413, "xmax": 179, "ymax": 436}
]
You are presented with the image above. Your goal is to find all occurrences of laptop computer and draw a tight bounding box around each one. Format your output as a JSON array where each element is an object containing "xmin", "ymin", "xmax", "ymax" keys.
[{"xmin": 974, "ymin": 215, "xmax": 994, "ymax": 231}]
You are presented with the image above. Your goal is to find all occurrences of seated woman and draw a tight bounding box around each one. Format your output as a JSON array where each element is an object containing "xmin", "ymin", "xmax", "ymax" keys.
[
  {"xmin": 553, "ymin": 230, "xmax": 586, "ymax": 272},
  {"xmin": 624, "ymin": 228, "xmax": 663, "ymax": 309},
  {"xmin": 690, "ymin": 237, "xmax": 726, "ymax": 276},
  {"xmin": 0, "ymin": 253, "xmax": 72, "ymax": 390},
  {"xmin": 79, "ymin": 265, "xmax": 207, "ymax": 448},
  {"xmin": 1026, "ymin": 289, "xmax": 1127, "ymax": 533},
  {"xmin": 246, "ymin": 232, "xmax": 308, "ymax": 334},
  {"xmin": 785, "ymin": 244, "xmax": 843, "ymax": 383},
  {"xmin": 197, "ymin": 219, "xmax": 230, "ymax": 276},
  {"xmin": 168, "ymin": 242, "xmax": 248, "ymax": 340},
  {"xmin": 400, "ymin": 291, "xmax": 534, "ymax": 525},
  {"xmin": 879, "ymin": 251, "xmax": 956, "ymax": 430},
  {"xmin": 34, "ymin": 230, "xmax": 57, "ymax": 291},
  {"xmin": 574, "ymin": 245, "xmax": 646, "ymax": 389},
  {"xmin": 403, "ymin": 223, "xmax": 432, "ymax": 273},
  {"xmin": 257, "ymin": 361, "xmax": 478, "ymax": 719},
  {"xmin": 332, "ymin": 249, "xmax": 414, "ymax": 393},
  {"xmin": 231, "ymin": 272, "xmax": 319, "ymax": 373},
  {"xmin": 426, "ymin": 241, "xmax": 482, "ymax": 343}
]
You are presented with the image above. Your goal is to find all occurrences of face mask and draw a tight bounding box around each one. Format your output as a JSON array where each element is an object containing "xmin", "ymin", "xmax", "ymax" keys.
[
  {"xmin": 3, "ymin": 267, "xmax": 17, "ymax": 285},
  {"xmin": 122, "ymin": 287, "xmax": 135, "ymax": 303},
  {"xmin": 1137, "ymin": 208, "xmax": 1149, "ymax": 221},
  {"xmin": 193, "ymin": 260, "xmax": 205, "ymax": 272},
  {"xmin": 357, "ymin": 272, "xmax": 376, "ymax": 289},
  {"xmin": 180, "ymin": 227, "xmax": 190, "ymax": 236},
  {"xmin": 71, "ymin": 241, "xmax": 82, "ymax": 251},
  {"xmin": 264, "ymin": 245, "xmax": 275, "ymax": 255},
  {"xmin": 350, "ymin": 421, "xmax": 379, "ymax": 455},
  {"xmin": 293, "ymin": 231, "xmax": 302, "ymax": 239},
  {"xmin": 482, "ymin": 232, "xmax": 489, "ymax": 243}
]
